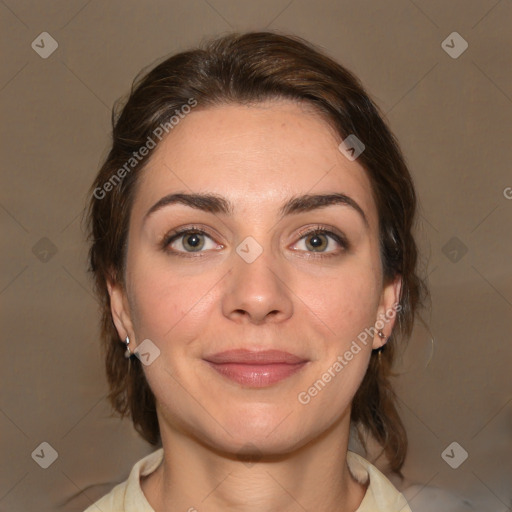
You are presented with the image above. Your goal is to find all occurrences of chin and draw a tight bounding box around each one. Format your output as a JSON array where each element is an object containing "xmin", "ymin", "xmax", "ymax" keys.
[
  {"xmin": 213, "ymin": 431, "xmax": 306, "ymax": 460},
  {"xmin": 195, "ymin": 414, "xmax": 317, "ymax": 459}
]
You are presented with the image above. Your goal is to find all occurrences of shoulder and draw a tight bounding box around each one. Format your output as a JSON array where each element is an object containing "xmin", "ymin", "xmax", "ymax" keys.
[
  {"xmin": 346, "ymin": 451, "xmax": 412, "ymax": 512},
  {"xmin": 401, "ymin": 484, "xmax": 476, "ymax": 511},
  {"xmin": 83, "ymin": 448, "xmax": 164, "ymax": 512},
  {"xmin": 82, "ymin": 480, "xmax": 127, "ymax": 511}
]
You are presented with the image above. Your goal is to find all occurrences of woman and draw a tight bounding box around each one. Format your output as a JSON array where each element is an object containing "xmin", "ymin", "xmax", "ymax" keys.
[{"xmin": 85, "ymin": 31, "xmax": 428, "ymax": 512}]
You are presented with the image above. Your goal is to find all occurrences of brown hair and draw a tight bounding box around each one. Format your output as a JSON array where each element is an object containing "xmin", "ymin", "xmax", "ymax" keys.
[{"xmin": 85, "ymin": 31, "xmax": 428, "ymax": 476}]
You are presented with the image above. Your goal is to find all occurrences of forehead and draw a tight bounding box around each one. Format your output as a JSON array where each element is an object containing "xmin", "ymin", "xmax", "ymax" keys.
[{"xmin": 132, "ymin": 100, "xmax": 378, "ymax": 228}]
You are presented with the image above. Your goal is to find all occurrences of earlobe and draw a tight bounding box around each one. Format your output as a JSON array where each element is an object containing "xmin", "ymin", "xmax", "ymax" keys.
[
  {"xmin": 106, "ymin": 277, "xmax": 135, "ymax": 344},
  {"xmin": 372, "ymin": 274, "xmax": 403, "ymax": 350}
]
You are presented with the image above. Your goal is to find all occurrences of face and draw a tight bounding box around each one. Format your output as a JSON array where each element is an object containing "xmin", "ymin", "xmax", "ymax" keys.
[{"xmin": 109, "ymin": 99, "xmax": 401, "ymax": 455}]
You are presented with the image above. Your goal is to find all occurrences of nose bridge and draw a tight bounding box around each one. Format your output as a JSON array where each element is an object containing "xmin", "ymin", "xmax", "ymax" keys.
[{"xmin": 223, "ymin": 235, "xmax": 293, "ymax": 322}]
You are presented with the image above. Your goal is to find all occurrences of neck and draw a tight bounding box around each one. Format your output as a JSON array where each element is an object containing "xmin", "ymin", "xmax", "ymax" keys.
[{"xmin": 141, "ymin": 415, "xmax": 367, "ymax": 512}]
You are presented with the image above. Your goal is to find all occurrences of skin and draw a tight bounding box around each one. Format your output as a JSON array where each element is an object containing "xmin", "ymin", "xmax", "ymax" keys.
[{"xmin": 108, "ymin": 99, "xmax": 402, "ymax": 512}]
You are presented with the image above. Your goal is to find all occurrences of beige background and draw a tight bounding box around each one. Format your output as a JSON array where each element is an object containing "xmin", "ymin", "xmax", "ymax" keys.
[{"xmin": 1, "ymin": 1, "xmax": 511, "ymax": 511}]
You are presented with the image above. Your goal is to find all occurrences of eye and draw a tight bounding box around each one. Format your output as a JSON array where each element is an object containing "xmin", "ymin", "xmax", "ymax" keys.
[
  {"xmin": 161, "ymin": 226, "xmax": 221, "ymax": 256},
  {"xmin": 292, "ymin": 226, "xmax": 349, "ymax": 257},
  {"xmin": 161, "ymin": 225, "xmax": 349, "ymax": 259}
]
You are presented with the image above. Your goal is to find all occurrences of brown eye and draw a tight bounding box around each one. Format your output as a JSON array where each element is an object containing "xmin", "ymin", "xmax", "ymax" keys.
[{"xmin": 304, "ymin": 232, "xmax": 329, "ymax": 252}]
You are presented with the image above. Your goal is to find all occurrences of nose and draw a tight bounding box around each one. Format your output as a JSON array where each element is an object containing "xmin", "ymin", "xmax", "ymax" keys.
[{"xmin": 222, "ymin": 245, "xmax": 294, "ymax": 325}]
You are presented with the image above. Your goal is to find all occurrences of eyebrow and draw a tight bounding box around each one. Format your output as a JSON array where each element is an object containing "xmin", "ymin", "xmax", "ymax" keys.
[{"xmin": 143, "ymin": 192, "xmax": 369, "ymax": 228}]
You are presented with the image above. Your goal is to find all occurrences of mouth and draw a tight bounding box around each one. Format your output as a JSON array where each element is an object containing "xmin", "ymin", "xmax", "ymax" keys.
[{"xmin": 203, "ymin": 349, "xmax": 309, "ymax": 388}]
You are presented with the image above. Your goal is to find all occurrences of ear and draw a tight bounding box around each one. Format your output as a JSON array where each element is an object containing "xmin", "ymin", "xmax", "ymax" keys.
[
  {"xmin": 372, "ymin": 274, "xmax": 402, "ymax": 350},
  {"xmin": 106, "ymin": 275, "xmax": 137, "ymax": 349}
]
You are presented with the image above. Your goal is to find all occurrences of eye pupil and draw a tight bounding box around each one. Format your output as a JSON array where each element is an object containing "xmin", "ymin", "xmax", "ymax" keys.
[
  {"xmin": 184, "ymin": 232, "xmax": 204, "ymax": 251},
  {"xmin": 306, "ymin": 233, "xmax": 327, "ymax": 251}
]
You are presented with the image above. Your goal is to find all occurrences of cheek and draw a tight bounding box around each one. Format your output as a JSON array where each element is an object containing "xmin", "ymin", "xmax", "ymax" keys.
[
  {"xmin": 295, "ymin": 269, "xmax": 377, "ymax": 417},
  {"xmin": 300, "ymin": 264, "xmax": 380, "ymax": 342},
  {"xmin": 127, "ymin": 259, "xmax": 215, "ymax": 345}
]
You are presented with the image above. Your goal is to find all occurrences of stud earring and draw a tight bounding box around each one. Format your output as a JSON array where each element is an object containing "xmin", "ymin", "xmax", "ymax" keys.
[
  {"xmin": 124, "ymin": 336, "xmax": 131, "ymax": 358},
  {"xmin": 376, "ymin": 330, "xmax": 387, "ymax": 363}
]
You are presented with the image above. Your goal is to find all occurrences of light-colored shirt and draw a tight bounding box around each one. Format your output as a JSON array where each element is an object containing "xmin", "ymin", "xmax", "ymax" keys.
[{"xmin": 84, "ymin": 448, "xmax": 412, "ymax": 512}]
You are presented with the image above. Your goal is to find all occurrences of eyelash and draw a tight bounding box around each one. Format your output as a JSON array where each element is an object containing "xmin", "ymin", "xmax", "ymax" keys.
[{"xmin": 160, "ymin": 224, "xmax": 349, "ymax": 259}]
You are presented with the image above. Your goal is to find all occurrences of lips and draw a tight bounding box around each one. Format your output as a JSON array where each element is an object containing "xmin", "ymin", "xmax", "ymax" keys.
[
  {"xmin": 203, "ymin": 349, "xmax": 309, "ymax": 387},
  {"xmin": 204, "ymin": 349, "xmax": 307, "ymax": 364}
]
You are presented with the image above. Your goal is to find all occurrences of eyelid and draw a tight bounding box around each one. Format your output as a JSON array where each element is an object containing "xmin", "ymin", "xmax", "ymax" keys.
[
  {"xmin": 160, "ymin": 224, "xmax": 349, "ymax": 257},
  {"xmin": 293, "ymin": 225, "xmax": 350, "ymax": 253},
  {"xmin": 161, "ymin": 224, "xmax": 223, "ymax": 252}
]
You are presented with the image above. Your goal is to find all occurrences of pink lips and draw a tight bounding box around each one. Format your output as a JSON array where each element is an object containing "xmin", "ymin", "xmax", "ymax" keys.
[{"xmin": 204, "ymin": 349, "xmax": 308, "ymax": 388}]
